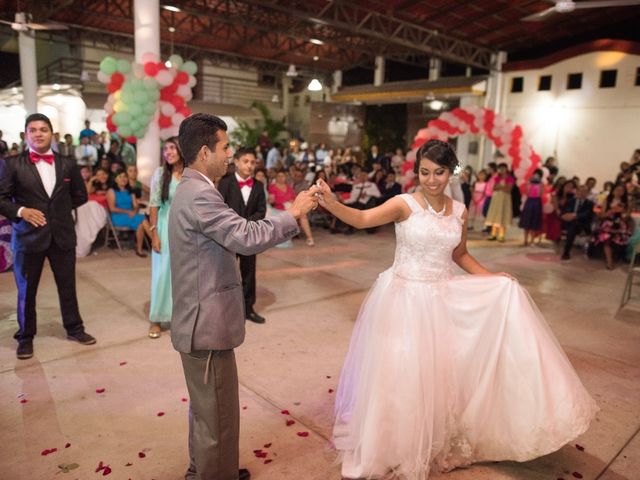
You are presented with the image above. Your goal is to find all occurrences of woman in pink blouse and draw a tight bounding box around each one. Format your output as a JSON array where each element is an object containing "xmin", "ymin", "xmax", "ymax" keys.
[{"xmin": 268, "ymin": 170, "xmax": 315, "ymax": 246}]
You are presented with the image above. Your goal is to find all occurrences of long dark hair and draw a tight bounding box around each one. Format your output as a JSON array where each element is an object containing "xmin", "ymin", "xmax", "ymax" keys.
[
  {"xmin": 161, "ymin": 136, "xmax": 184, "ymax": 203},
  {"xmin": 605, "ymin": 183, "xmax": 628, "ymax": 211}
]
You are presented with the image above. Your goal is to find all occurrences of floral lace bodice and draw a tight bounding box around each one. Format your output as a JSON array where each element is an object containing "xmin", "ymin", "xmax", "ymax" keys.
[{"xmin": 392, "ymin": 194, "xmax": 465, "ymax": 282}]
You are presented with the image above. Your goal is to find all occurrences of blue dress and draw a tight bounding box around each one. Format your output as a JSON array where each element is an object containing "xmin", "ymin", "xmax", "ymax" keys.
[
  {"xmin": 149, "ymin": 168, "xmax": 177, "ymax": 323},
  {"xmin": 111, "ymin": 189, "xmax": 145, "ymax": 229}
]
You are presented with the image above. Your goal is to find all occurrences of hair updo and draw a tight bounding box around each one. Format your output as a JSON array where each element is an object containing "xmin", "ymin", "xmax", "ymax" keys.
[{"xmin": 413, "ymin": 140, "xmax": 459, "ymax": 174}]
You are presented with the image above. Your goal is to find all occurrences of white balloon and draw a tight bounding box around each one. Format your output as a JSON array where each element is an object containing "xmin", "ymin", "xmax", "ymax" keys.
[
  {"xmin": 170, "ymin": 125, "xmax": 180, "ymax": 137},
  {"xmin": 141, "ymin": 52, "xmax": 159, "ymax": 64},
  {"xmin": 188, "ymin": 75, "xmax": 197, "ymax": 88},
  {"xmin": 172, "ymin": 113, "xmax": 186, "ymax": 125},
  {"xmin": 182, "ymin": 90, "xmax": 193, "ymax": 102},
  {"xmin": 156, "ymin": 70, "xmax": 174, "ymax": 86},
  {"xmin": 159, "ymin": 127, "xmax": 171, "ymax": 140},
  {"xmin": 97, "ymin": 70, "xmax": 111, "ymax": 84},
  {"xmin": 132, "ymin": 62, "xmax": 144, "ymax": 79},
  {"xmin": 177, "ymin": 84, "xmax": 192, "ymax": 97},
  {"xmin": 161, "ymin": 102, "xmax": 176, "ymax": 116}
]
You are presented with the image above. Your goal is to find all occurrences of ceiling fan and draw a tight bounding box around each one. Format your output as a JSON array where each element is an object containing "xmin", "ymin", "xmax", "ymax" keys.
[
  {"xmin": 522, "ymin": 0, "xmax": 640, "ymax": 22},
  {"xmin": 0, "ymin": 12, "xmax": 68, "ymax": 32}
]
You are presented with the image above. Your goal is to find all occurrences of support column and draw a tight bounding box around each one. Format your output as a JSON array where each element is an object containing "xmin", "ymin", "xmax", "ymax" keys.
[
  {"xmin": 374, "ymin": 56, "xmax": 385, "ymax": 87},
  {"xmin": 281, "ymin": 74, "xmax": 292, "ymax": 126},
  {"xmin": 332, "ymin": 70, "xmax": 342, "ymax": 94},
  {"xmin": 428, "ymin": 58, "xmax": 441, "ymax": 81},
  {"xmin": 17, "ymin": 12, "xmax": 38, "ymax": 115},
  {"xmin": 134, "ymin": 0, "xmax": 160, "ymax": 186},
  {"xmin": 480, "ymin": 51, "xmax": 507, "ymax": 167}
]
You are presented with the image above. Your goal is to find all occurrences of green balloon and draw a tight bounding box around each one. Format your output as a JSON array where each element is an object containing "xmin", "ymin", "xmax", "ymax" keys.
[
  {"xmin": 119, "ymin": 111, "xmax": 132, "ymax": 125},
  {"xmin": 130, "ymin": 120, "xmax": 141, "ymax": 131},
  {"xmin": 134, "ymin": 90, "xmax": 148, "ymax": 104},
  {"xmin": 112, "ymin": 112, "xmax": 123, "ymax": 126},
  {"xmin": 100, "ymin": 56, "xmax": 117, "ymax": 75},
  {"xmin": 121, "ymin": 90, "xmax": 134, "ymax": 103},
  {"xmin": 169, "ymin": 54, "xmax": 184, "ymax": 69},
  {"xmin": 143, "ymin": 102, "xmax": 157, "ymax": 115},
  {"xmin": 180, "ymin": 60, "xmax": 197, "ymax": 76},
  {"xmin": 148, "ymin": 89, "xmax": 160, "ymax": 101},
  {"xmin": 135, "ymin": 127, "xmax": 147, "ymax": 138},
  {"xmin": 118, "ymin": 125, "xmax": 132, "ymax": 137},
  {"xmin": 117, "ymin": 59, "xmax": 131, "ymax": 74},
  {"xmin": 143, "ymin": 78, "xmax": 157, "ymax": 90},
  {"xmin": 128, "ymin": 103, "xmax": 142, "ymax": 116}
]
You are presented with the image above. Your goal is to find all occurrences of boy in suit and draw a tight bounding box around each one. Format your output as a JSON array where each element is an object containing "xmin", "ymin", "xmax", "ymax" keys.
[
  {"xmin": 0, "ymin": 113, "xmax": 96, "ymax": 359},
  {"xmin": 218, "ymin": 147, "xmax": 267, "ymax": 323},
  {"xmin": 560, "ymin": 184, "xmax": 595, "ymax": 260}
]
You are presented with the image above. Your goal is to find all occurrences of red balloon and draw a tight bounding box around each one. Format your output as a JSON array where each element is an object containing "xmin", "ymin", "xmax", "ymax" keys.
[
  {"xmin": 126, "ymin": 136, "xmax": 137, "ymax": 144},
  {"xmin": 171, "ymin": 95, "xmax": 185, "ymax": 109},
  {"xmin": 144, "ymin": 62, "xmax": 159, "ymax": 76},
  {"xmin": 158, "ymin": 115, "xmax": 172, "ymax": 128},
  {"xmin": 107, "ymin": 83, "xmax": 119, "ymax": 93},
  {"xmin": 111, "ymin": 72, "xmax": 124, "ymax": 87},
  {"xmin": 176, "ymin": 71, "xmax": 190, "ymax": 85},
  {"xmin": 160, "ymin": 88, "xmax": 174, "ymax": 101},
  {"xmin": 179, "ymin": 107, "xmax": 192, "ymax": 117},
  {"xmin": 106, "ymin": 115, "xmax": 117, "ymax": 132},
  {"xmin": 157, "ymin": 61, "xmax": 167, "ymax": 71}
]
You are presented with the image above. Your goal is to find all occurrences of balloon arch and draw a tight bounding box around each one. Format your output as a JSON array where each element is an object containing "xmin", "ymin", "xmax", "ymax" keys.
[{"xmin": 412, "ymin": 105, "xmax": 541, "ymax": 186}]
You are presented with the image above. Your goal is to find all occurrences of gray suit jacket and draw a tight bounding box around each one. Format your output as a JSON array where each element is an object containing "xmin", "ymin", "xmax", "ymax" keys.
[{"xmin": 169, "ymin": 168, "xmax": 299, "ymax": 352}]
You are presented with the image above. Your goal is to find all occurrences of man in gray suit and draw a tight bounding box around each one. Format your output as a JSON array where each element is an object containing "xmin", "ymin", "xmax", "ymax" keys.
[{"xmin": 169, "ymin": 113, "xmax": 318, "ymax": 480}]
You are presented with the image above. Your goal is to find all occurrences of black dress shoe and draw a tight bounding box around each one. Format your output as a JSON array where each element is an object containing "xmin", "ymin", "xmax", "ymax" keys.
[
  {"xmin": 17, "ymin": 341, "xmax": 33, "ymax": 360},
  {"xmin": 246, "ymin": 312, "xmax": 266, "ymax": 324},
  {"xmin": 239, "ymin": 469, "xmax": 251, "ymax": 480},
  {"xmin": 67, "ymin": 331, "xmax": 97, "ymax": 345},
  {"xmin": 561, "ymin": 252, "xmax": 570, "ymax": 260}
]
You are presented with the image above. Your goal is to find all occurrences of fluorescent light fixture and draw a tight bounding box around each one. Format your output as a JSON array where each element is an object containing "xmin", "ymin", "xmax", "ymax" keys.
[
  {"xmin": 307, "ymin": 78, "xmax": 322, "ymax": 92},
  {"xmin": 429, "ymin": 99, "xmax": 444, "ymax": 110},
  {"xmin": 309, "ymin": 38, "xmax": 324, "ymax": 45},
  {"xmin": 313, "ymin": 55, "xmax": 319, "ymax": 61},
  {"xmin": 286, "ymin": 64, "xmax": 298, "ymax": 77},
  {"xmin": 168, "ymin": 26, "xmax": 176, "ymax": 33},
  {"xmin": 162, "ymin": 5, "xmax": 181, "ymax": 12}
]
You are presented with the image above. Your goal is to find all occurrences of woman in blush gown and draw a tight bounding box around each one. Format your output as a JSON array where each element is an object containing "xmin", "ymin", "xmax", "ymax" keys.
[{"xmin": 316, "ymin": 140, "xmax": 598, "ymax": 480}]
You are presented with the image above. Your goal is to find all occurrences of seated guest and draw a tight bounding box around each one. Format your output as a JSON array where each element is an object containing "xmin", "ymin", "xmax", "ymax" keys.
[
  {"xmin": 110, "ymin": 160, "xmax": 126, "ymax": 178},
  {"xmin": 106, "ymin": 139, "xmax": 123, "ymax": 164},
  {"xmin": 106, "ymin": 171, "xmax": 152, "ymax": 257},
  {"xmin": 269, "ymin": 170, "xmax": 315, "ymax": 246},
  {"xmin": 585, "ymin": 177, "xmax": 598, "ymax": 202},
  {"xmin": 560, "ymin": 185, "xmax": 594, "ymax": 260},
  {"xmin": 126, "ymin": 164, "xmax": 150, "ymax": 201},
  {"xmin": 87, "ymin": 168, "xmax": 111, "ymax": 208},
  {"xmin": 58, "ymin": 133, "xmax": 76, "ymax": 158},
  {"xmin": 343, "ymin": 168, "xmax": 381, "ymax": 234},
  {"xmin": 292, "ymin": 167, "xmax": 310, "ymax": 194},
  {"xmin": 75, "ymin": 135, "xmax": 98, "ymax": 167},
  {"xmin": 591, "ymin": 183, "xmax": 632, "ymax": 269},
  {"xmin": 379, "ymin": 172, "xmax": 401, "ymax": 203},
  {"xmin": 95, "ymin": 155, "xmax": 110, "ymax": 174}
]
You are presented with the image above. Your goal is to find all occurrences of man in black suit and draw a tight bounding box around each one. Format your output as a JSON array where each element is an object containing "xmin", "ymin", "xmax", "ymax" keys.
[
  {"xmin": 560, "ymin": 185, "xmax": 595, "ymax": 260},
  {"xmin": 218, "ymin": 147, "xmax": 267, "ymax": 324},
  {"xmin": 0, "ymin": 113, "xmax": 96, "ymax": 359}
]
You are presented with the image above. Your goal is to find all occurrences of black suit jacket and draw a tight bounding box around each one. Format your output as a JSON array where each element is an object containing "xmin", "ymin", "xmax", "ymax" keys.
[
  {"xmin": 561, "ymin": 197, "xmax": 594, "ymax": 229},
  {"xmin": 217, "ymin": 174, "xmax": 266, "ymax": 222},
  {"xmin": 0, "ymin": 151, "xmax": 87, "ymax": 253}
]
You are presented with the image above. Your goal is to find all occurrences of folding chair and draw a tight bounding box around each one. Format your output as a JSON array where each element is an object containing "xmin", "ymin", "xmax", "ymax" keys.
[{"xmin": 619, "ymin": 241, "xmax": 640, "ymax": 309}]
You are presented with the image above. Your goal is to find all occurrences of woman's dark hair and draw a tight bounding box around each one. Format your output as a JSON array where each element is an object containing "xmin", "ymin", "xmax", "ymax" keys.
[
  {"xmin": 161, "ymin": 136, "xmax": 184, "ymax": 203},
  {"xmin": 178, "ymin": 113, "xmax": 227, "ymax": 166},
  {"xmin": 534, "ymin": 168, "xmax": 543, "ymax": 177},
  {"xmin": 606, "ymin": 183, "xmax": 629, "ymax": 210},
  {"xmin": 413, "ymin": 140, "xmax": 459, "ymax": 174}
]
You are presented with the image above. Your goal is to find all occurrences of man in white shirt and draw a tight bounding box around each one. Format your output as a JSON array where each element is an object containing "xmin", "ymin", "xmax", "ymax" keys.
[
  {"xmin": 75, "ymin": 135, "xmax": 98, "ymax": 167},
  {"xmin": 343, "ymin": 168, "xmax": 381, "ymax": 234},
  {"xmin": 265, "ymin": 142, "xmax": 282, "ymax": 170}
]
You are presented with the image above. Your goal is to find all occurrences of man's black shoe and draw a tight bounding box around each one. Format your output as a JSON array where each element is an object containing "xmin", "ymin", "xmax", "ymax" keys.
[
  {"xmin": 67, "ymin": 331, "xmax": 97, "ymax": 345},
  {"xmin": 239, "ymin": 469, "xmax": 251, "ymax": 480},
  {"xmin": 561, "ymin": 252, "xmax": 571, "ymax": 260},
  {"xmin": 17, "ymin": 341, "xmax": 33, "ymax": 360},
  {"xmin": 246, "ymin": 312, "xmax": 266, "ymax": 324}
]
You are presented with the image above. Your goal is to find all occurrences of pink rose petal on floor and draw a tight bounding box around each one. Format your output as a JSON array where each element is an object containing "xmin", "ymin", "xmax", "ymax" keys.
[
  {"xmin": 242, "ymin": 406, "xmax": 247, "ymax": 410},
  {"xmin": 280, "ymin": 409, "xmax": 289, "ymax": 415},
  {"xmin": 264, "ymin": 459, "xmax": 273, "ymax": 464},
  {"xmin": 572, "ymin": 473, "xmax": 583, "ymax": 479},
  {"xmin": 20, "ymin": 399, "xmax": 28, "ymax": 404},
  {"xmin": 119, "ymin": 361, "xmax": 127, "ymax": 366},
  {"xmin": 297, "ymin": 431, "xmax": 309, "ymax": 437},
  {"xmin": 41, "ymin": 448, "xmax": 58, "ymax": 456},
  {"xmin": 263, "ymin": 443, "xmax": 272, "ymax": 448},
  {"xmin": 138, "ymin": 452, "xmax": 146, "ymax": 458},
  {"xmin": 575, "ymin": 444, "xmax": 585, "ymax": 451},
  {"xmin": 156, "ymin": 411, "xmax": 165, "ymax": 417},
  {"xmin": 96, "ymin": 388, "xmax": 105, "ymax": 394},
  {"xmin": 65, "ymin": 443, "xmax": 71, "ymax": 448},
  {"xmin": 286, "ymin": 419, "xmax": 295, "ymax": 426}
]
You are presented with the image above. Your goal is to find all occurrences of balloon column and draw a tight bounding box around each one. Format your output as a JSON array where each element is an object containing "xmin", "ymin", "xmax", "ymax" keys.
[
  {"xmin": 97, "ymin": 53, "xmax": 198, "ymax": 142},
  {"xmin": 412, "ymin": 105, "xmax": 541, "ymax": 186}
]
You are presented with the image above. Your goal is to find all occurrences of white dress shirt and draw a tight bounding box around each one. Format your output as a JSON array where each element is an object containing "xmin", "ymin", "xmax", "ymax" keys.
[
  {"xmin": 193, "ymin": 169, "xmax": 215, "ymax": 189},
  {"xmin": 235, "ymin": 172, "xmax": 252, "ymax": 205},
  {"xmin": 345, "ymin": 181, "xmax": 381, "ymax": 205},
  {"xmin": 17, "ymin": 149, "xmax": 56, "ymax": 218}
]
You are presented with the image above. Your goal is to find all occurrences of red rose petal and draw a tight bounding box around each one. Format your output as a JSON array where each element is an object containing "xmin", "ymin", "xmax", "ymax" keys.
[
  {"xmin": 297, "ymin": 431, "xmax": 309, "ymax": 437},
  {"xmin": 96, "ymin": 388, "xmax": 106, "ymax": 394},
  {"xmin": 181, "ymin": 398, "xmax": 188, "ymax": 402},
  {"xmin": 572, "ymin": 473, "xmax": 583, "ymax": 479},
  {"xmin": 253, "ymin": 449, "xmax": 267, "ymax": 458},
  {"xmin": 328, "ymin": 389, "xmax": 334, "ymax": 393},
  {"xmin": 263, "ymin": 443, "xmax": 272, "ymax": 448},
  {"xmin": 286, "ymin": 419, "xmax": 295, "ymax": 426},
  {"xmin": 242, "ymin": 406, "xmax": 247, "ymax": 410},
  {"xmin": 96, "ymin": 461, "xmax": 105, "ymax": 472},
  {"xmin": 264, "ymin": 459, "xmax": 273, "ymax": 464},
  {"xmin": 20, "ymin": 399, "xmax": 28, "ymax": 404},
  {"xmin": 156, "ymin": 412, "xmax": 165, "ymax": 417},
  {"xmin": 138, "ymin": 452, "xmax": 146, "ymax": 458},
  {"xmin": 575, "ymin": 444, "xmax": 585, "ymax": 451},
  {"xmin": 102, "ymin": 466, "xmax": 112, "ymax": 476},
  {"xmin": 280, "ymin": 409, "xmax": 289, "ymax": 415},
  {"xmin": 65, "ymin": 442, "xmax": 71, "ymax": 448},
  {"xmin": 41, "ymin": 448, "xmax": 58, "ymax": 456},
  {"xmin": 119, "ymin": 361, "xmax": 127, "ymax": 366},
  {"xmin": 326, "ymin": 375, "xmax": 331, "ymax": 379}
]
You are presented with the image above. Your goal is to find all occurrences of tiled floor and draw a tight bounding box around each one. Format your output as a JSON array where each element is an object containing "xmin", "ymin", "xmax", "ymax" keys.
[{"xmin": 1, "ymin": 225, "xmax": 639, "ymax": 480}]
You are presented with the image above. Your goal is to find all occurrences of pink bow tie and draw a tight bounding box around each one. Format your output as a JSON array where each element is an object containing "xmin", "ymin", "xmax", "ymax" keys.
[
  {"xmin": 238, "ymin": 178, "xmax": 254, "ymax": 189},
  {"xmin": 29, "ymin": 151, "xmax": 54, "ymax": 165}
]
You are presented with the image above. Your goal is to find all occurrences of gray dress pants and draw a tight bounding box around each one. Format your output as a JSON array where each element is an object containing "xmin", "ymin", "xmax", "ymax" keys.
[{"xmin": 180, "ymin": 349, "xmax": 240, "ymax": 480}]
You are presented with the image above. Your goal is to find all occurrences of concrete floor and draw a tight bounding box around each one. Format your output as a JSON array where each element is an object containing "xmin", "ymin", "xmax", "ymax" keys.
[{"xmin": 1, "ymin": 225, "xmax": 639, "ymax": 480}]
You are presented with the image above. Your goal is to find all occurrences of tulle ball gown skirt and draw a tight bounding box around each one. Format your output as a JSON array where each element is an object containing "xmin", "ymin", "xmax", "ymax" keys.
[{"xmin": 333, "ymin": 271, "xmax": 598, "ymax": 480}]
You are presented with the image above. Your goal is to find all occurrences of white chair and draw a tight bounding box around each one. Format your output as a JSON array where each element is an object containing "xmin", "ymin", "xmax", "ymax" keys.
[{"xmin": 619, "ymin": 241, "xmax": 640, "ymax": 309}]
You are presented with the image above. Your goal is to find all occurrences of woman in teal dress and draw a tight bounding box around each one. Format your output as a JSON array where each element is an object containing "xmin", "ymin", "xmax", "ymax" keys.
[
  {"xmin": 107, "ymin": 170, "xmax": 152, "ymax": 257},
  {"xmin": 148, "ymin": 137, "xmax": 184, "ymax": 338}
]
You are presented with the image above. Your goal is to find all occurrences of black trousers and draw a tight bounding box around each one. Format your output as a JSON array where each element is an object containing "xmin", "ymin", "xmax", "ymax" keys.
[
  {"xmin": 13, "ymin": 241, "xmax": 85, "ymax": 342},
  {"xmin": 238, "ymin": 254, "xmax": 256, "ymax": 314},
  {"xmin": 563, "ymin": 222, "xmax": 591, "ymax": 256}
]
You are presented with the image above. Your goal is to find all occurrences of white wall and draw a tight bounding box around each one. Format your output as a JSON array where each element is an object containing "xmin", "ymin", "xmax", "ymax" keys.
[{"xmin": 502, "ymin": 49, "xmax": 640, "ymax": 186}]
